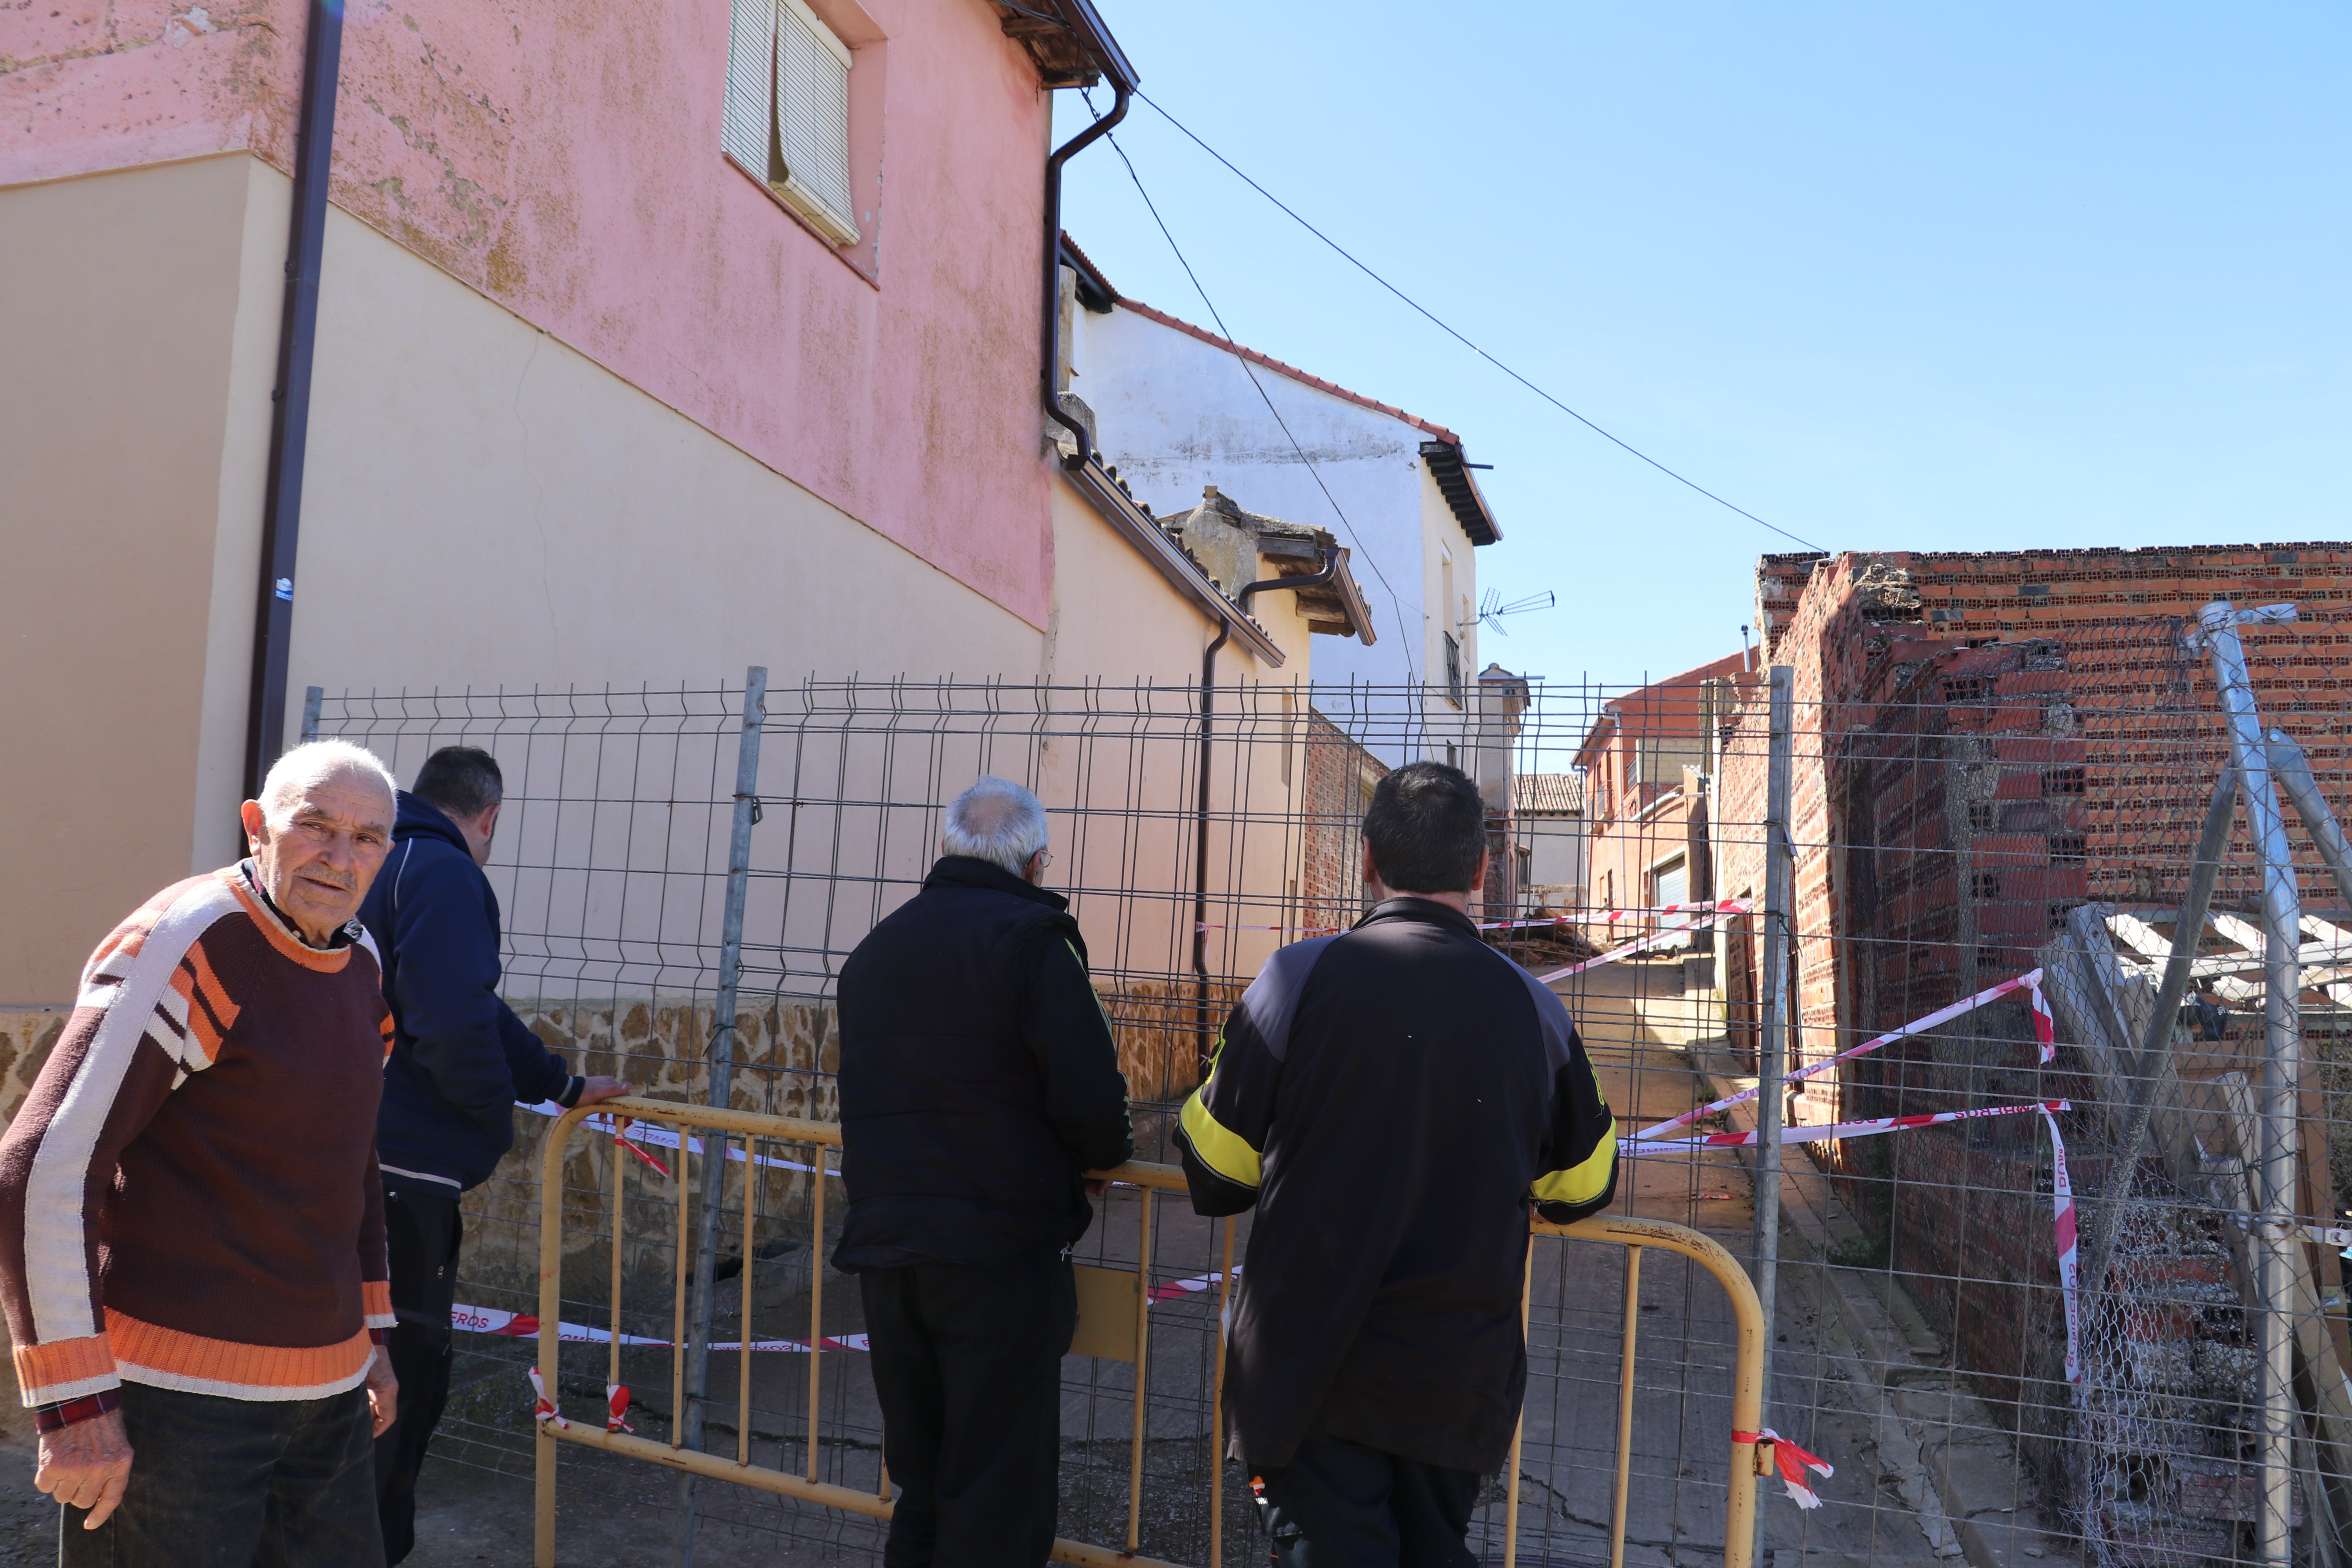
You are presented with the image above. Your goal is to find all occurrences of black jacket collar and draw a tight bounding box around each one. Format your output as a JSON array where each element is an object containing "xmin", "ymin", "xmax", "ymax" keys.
[
  {"xmin": 1357, "ymin": 895, "xmax": 1479, "ymax": 938},
  {"xmin": 922, "ymin": 855, "xmax": 1069, "ymax": 913}
]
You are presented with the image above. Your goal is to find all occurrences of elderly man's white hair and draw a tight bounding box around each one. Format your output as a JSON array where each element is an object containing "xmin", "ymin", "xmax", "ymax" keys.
[
  {"xmin": 942, "ymin": 775, "xmax": 1048, "ymax": 876},
  {"xmin": 258, "ymin": 739, "xmax": 398, "ymax": 820}
]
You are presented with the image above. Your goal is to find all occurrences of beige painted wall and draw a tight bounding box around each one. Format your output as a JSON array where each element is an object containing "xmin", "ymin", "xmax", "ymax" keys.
[
  {"xmin": 5, "ymin": 153, "xmax": 1330, "ymax": 1001},
  {"xmin": 0, "ymin": 156, "xmax": 274, "ymax": 1004}
]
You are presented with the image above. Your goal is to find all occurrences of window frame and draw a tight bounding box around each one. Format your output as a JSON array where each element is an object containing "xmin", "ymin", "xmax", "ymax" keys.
[{"xmin": 723, "ymin": 0, "xmax": 862, "ymax": 249}]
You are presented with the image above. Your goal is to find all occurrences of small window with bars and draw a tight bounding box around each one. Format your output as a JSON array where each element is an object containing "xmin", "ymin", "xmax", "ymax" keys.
[
  {"xmin": 1972, "ymin": 870, "xmax": 2001, "ymax": 900},
  {"xmin": 1942, "ymin": 675, "xmax": 1995, "ymax": 705},
  {"xmin": 2042, "ymin": 766, "xmax": 2086, "ymax": 795},
  {"xmin": 724, "ymin": 0, "xmax": 860, "ymax": 245},
  {"xmin": 2049, "ymin": 833, "xmax": 2086, "ymax": 865},
  {"xmin": 1968, "ymin": 800, "xmax": 1995, "ymax": 833}
]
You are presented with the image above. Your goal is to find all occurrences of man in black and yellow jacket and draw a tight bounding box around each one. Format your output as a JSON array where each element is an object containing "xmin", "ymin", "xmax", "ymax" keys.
[{"xmin": 1176, "ymin": 760, "xmax": 1617, "ymax": 1568}]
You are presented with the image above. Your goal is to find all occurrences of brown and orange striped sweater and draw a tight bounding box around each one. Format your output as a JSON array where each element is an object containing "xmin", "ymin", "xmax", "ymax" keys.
[{"xmin": 0, "ymin": 864, "xmax": 396, "ymax": 1407}]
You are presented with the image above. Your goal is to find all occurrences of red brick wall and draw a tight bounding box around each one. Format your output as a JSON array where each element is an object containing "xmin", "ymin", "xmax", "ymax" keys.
[
  {"xmin": 1716, "ymin": 543, "xmax": 2352, "ymax": 1481},
  {"xmin": 1298, "ymin": 708, "xmax": 1387, "ymax": 936}
]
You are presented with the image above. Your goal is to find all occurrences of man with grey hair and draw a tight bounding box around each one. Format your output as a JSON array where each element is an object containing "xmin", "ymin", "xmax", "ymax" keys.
[
  {"xmin": 0, "ymin": 740, "xmax": 405, "ymax": 1564},
  {"xmin": 835, "ymin": 775, "xmax": 1134, "ymax": 1568}
]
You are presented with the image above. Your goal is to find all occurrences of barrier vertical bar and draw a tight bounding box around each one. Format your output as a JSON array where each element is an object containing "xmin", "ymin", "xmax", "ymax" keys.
[
  {"xmin": 672, "ymin": 1131, "xmax": 690, "ymax": 1448},
  {"xmin": 1504, "ymin": 1232, "xmax": 1534, "ymax": 1568},
  {"xmin": 1749, "ymin": 666, "xmax": 1794, "ymax": 1568},
  {"xmin": 1128, "ymin": 1190, "xmax": 1154, "ymax": 1554},
  {"xmin": 675, "ymin": 667, "xmax": 769, "ymax": 1567},
  {"xmin": 737, "ymin": 1148, "xmax": 755, "ymax": 1466},
  {"xmin": 2200, "ymin": 601, "xmax": 2303, "ymax": 1568},
  {"xmin": 807, "ymin": 1146, "xmax": 826, "ymax": 1484},
  {"xmin": 1610, "ymin": 1245, "xmax": 1643, "ymax": 1568},
  {"xmin": 300, "ymin": 686, "xmax": 324, "ymax": 744},
  {"xmin": 1209, "ymin": 1217, "xmax": 1234, "ymax": 1568},
  {"xmin": 610, "ymin": 1118, "xmax": 628, "ymax": 1419}
]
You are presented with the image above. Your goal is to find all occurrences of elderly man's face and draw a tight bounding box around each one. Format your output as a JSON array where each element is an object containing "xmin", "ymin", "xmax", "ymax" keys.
[{"xmin": 237, "ymin": 769, "xmax": 396, "ymax": 944}]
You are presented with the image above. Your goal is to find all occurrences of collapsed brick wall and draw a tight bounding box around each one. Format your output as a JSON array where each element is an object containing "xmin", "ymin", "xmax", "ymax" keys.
[{"xmin": 1718, "ymin": 542, "xmax": 2352, "ymax": 1506}]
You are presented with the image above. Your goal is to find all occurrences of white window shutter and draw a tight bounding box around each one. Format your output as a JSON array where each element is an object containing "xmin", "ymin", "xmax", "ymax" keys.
[
  {"xmin": 774, "ymin": 0, "xmax": 858, "ymax": 243},
  {"xmin": 722, "ymin": 0, "xmax": 776, "ymax": 178}
]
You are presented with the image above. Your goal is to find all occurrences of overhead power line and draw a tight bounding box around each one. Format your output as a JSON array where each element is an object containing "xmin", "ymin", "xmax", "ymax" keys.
[{"xmin": 1132, "ymin": 91, "xmax": 1827, "ymax": 555}]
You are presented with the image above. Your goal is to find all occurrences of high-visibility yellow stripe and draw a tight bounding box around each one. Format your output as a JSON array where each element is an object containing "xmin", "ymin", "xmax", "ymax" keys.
[
  {"xmin": 1530, "ymin": 1116, "xmax": 1617, "ymax": 1207},
  {"xmin": 1180, "ymin": 1088, "xmax": 1262, "ymax": 1190}
]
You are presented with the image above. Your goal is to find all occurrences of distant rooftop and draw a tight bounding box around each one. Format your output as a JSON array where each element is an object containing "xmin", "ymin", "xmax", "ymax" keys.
[{"xmin": 1515, "ymin": 773, "xmax": 1584, "ymax": 816}]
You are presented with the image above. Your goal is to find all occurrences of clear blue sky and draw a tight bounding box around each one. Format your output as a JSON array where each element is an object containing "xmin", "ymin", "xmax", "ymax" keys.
[{"xmin": 1053, "ymin": 3, "xmax": 2350, "ymax": 693}]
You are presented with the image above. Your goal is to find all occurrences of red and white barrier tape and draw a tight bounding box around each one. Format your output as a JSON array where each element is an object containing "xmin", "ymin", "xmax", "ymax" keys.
[
  {"xmin": 1601, "ymin": 899, "xmax": 1753, "ymax": 925},
  {"xmin": 459, "ymin": 1267, "xmax": 1240, "ymax": 1358},
  {"xmin": 1636, "ymin": 969, "xmax": 2056, "ymax": 1141},
  {"xmin": 2042, "ymin": 1102, "xmax": 2082, "ymax": 1383},
  {"xmin": 1534, "ymin": 907, "xmax": 1739, "ymax": 984},
  {"xmin": 523, "ymin": 1105, "xmax": 826, "ymax": 1178},
  {"xmin": 527, "ymin": 1365, "xmax": 566, "ymax": 1429},
  {"xmin": 1735, "ymin": 1428, "xmax": 1835, "ymax": 1509},
  {"xmin": 1620, "ymin": 1098, "xmax": 2069, "ymax": 1157},
  {"xmin": 1198, "ymin": 900, "xmax": 1752, "ymax": 940}
]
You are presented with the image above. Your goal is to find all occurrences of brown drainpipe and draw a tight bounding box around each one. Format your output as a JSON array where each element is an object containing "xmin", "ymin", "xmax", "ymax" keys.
[{"xmin": 243, "ymin": 0, "xmax": 346, "ymax": 797}]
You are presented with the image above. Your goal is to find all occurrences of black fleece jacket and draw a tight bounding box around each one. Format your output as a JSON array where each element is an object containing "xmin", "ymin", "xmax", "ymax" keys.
[
  {"xmin": 360, "ymin": 793, "xmax": 579, "ymax": 1193},
  {"xmin": 832, "ymin": 856, "xmax": 1134, "ymax": 1271},
  {"xmin": 1175, "ymin": 897, "xmax": 1617, "ymax": 1474}
]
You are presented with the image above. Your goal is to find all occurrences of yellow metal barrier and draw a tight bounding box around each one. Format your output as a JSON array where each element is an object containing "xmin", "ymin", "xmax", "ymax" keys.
[{"xmin": 532, "ymin": 1098, "xmax": 1764, "ymax": 1568}]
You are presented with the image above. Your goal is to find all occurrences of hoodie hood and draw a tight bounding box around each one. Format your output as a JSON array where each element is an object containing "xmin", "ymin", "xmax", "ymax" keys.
[{"xmin": 392, "ymin": 791, "xmax": 472, "ymax": 856}]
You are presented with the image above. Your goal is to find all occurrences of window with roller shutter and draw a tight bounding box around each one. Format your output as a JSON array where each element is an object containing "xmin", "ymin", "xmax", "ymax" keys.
[{"xmin": 722, "ymin": 0, "xmax": 860, "ymax": 246}]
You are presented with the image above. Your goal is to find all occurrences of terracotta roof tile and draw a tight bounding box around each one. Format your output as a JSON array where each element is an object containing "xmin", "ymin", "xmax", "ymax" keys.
[{"xmin": 1515, "ymin": 773, "xmax": 1584, "ymax": 815}]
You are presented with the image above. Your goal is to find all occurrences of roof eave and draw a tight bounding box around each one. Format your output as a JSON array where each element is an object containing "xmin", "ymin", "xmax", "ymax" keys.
[
  {"xmin": 1417, "ymin": 439, "xmax": 1501, "ymax": 546},
  {"xmin": 993, "ymin": 0, "xmax": 1138, "ymax": 91}
]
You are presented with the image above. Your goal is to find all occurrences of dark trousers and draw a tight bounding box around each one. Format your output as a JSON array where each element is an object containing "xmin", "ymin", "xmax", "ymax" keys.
[
  {"xmin": 1252, "ymin": 1432, "xmax": 1481, "ymax": 1568},
  {"xmin": 859, "ymin": 1255, "xmax": 1077, "ymax": 1568},
  {"xmin": 371, "ymin": 1186, "xmax": 461, "ymax": 1565},
  {"xmin": 61, "ymin": 1381, "xmax": 383, "ymax": 1567}
]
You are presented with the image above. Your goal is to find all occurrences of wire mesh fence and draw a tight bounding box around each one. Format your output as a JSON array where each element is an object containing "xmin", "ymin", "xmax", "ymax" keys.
[{"xmin": 307, "ymin": 601, "xmax": 2352, "ymax": 1568}]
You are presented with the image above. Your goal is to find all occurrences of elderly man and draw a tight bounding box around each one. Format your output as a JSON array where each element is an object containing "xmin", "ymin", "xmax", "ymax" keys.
[
  {"xmin": 1176, "ymin": 761, "xmax": 1618, "ymax": 1568},
  {"xmin": 0, "ymin": 740, "xmax": 404, "ymax": 1566},
  {"xmin": 835, "ymin": 775, "xmax": 1134, "ymax": 1568},
  {"xmin": 359, "ymin": 746, "xmax": 628, "ymax": 1563}
]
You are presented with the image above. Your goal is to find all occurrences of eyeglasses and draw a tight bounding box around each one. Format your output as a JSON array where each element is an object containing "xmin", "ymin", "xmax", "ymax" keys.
[{"xmin": 1034, "ymin": 850, "xmax": 1054, "ymax": 869}]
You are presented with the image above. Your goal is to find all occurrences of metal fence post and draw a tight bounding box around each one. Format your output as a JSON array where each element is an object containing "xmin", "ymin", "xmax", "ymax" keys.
[
  {"xmin": 1749, "ymin": 665, "xmax": 1794, "ymax": 1566},
  {"xmin": 674, "ymin": 666, "xmax": 769, "ymax": 1567},
  {"xmin": 300, "ymin": 686, "xmax": 324, "ymax": 744},
  {"xmin": 2198, "ymin": 601, "xmax": 2302, "ymax": 1568}
]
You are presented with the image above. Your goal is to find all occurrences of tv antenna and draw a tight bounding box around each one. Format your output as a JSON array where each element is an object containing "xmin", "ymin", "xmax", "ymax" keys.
[{"xmin": 1476, "ymin": 588, "xmax": 1554, "ymax": 637}]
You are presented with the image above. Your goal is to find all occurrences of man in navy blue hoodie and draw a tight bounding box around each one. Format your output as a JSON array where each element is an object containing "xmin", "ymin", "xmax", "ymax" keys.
[{"xmin": 358, "ymin": 747, "xmax": 628, "ymax": 1562}]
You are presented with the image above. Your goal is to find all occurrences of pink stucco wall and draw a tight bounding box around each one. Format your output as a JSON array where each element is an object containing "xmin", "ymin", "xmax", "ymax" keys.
[{"xmin": 2, "ymin": 0, "xmax": 1058, "ymax": 626}]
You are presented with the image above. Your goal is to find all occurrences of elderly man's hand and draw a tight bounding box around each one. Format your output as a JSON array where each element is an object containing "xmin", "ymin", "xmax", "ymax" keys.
[
  {"xmin": 577, "ymin": 1076, "xmax": 632, "ymax": 1106},
  {"xmin": 365, "ymin": 1347, "xmax": 400, "ymax": 1438},
  {"xmin": 36, "ymin": 1408, "xmax": 132, "ymax": 1529}
]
